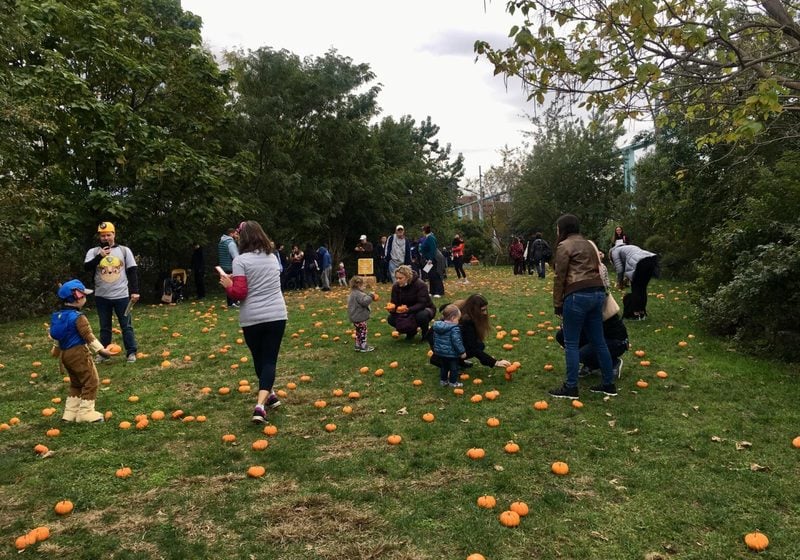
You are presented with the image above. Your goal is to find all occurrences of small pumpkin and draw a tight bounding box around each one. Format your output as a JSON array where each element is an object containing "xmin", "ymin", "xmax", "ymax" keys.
[
  {"xmin": 387, "ymin": 434, "xmax": 402, "ymax": 445},
  {"xmin": 324, "ymin": 423, "xmax": 337, "ymax": 432},
  {"xmin": 504, "ymin": 441, "xmax": 520, "ymax": 454},
  {"xmin": 744, "ymin": 531, "xmax": 769, "ymax": 551},
  {"xmin": 118, "ymin": 421, "xmax": 132, "ymax": 430},
  {"xmin": 466, "ymin": 554, "xmax": 486, "ymax": 560},
  {"xmin": 221, "ymin": 433, "xmax": 237, "ymax": 443},
  {"xmin": 551, "ymin": 461, "xmax": 570, "ymax": 475},
  {"xmin": 33, "ymin": 526, "xmax": 50, "ymax": 542},
  {"xmin": 656, "ymin": 370, "xmax": 669, "ymax": 379},
  {"xmin": 636, "ymin": 379, "xmax": 649, "ymax": 388},
  {"xmin": 412, "ymin": 379, "xmax": 423, "ymax": 386},
  {"xmin": 470, "ymin": 394, "xmax": 483, "ymax": 403},
  {"xmin": 486, "ymin": 417, "xmax": 500, "ymax": 428},
  {"xmin": 342, "ymin": 405, "xmax": 353, "ymax": 414},
  {"xmin": 466, "ymin": 447, "xmax": 486, "ymax": 460},
  {"xmin": 422, "ymin": 412, "xmax": 435, "ymax": 423},
  {"xmin": 793, "ymin": 436, "xmax": 800, "ymax": 449},
  {"xmin": 115, "ymin": 466, "xmax": 132, "ymax": 478},
  {"xmin": 476, "ymin": 495, "xmax": 496, "ymax": 509},
  {"xmin": 46, "ymin": 428, "xmax": 60, "ymax": 437},
  {"xmin": 314, "ymin": 400, "xmax": 327, "ymax": 409},
  {"xmin": 263, "ymin": 425, "xmax": 278, "ymax": 436},
  {"xmin": 150, "ymin": 410, "xmax": 165, "ymax": 421},
  {"xmin": 252, "ymin": 439, "xmax": 269, "ymax": 451},
  {"xmin": 247, "ymin": 465, "xmax": 266, "ymax": 478},
  {"xmin": 54, "ymin": 500, "xmax": 74, "ymax": 515},
  {"xmin": 571, "ymin": 400, "xmax": 584, "ymax": 409},
  {"xmin": 533, "ymin": 400, "xmax": 549, "ymax": 411},
  {"xmin": 348, "ymin": 391, "xmax": 361, "ymax": 399},
  {"xmin": 509, "ymin": 501, "xmax": 529, "ymax": 517},
  {"xmin": 106, "ymin": 343, "xmax": 122, "ymax": 355},
  {"xmin": 499, "ymin": 510, "xmax": 521, "ymax": 527}
]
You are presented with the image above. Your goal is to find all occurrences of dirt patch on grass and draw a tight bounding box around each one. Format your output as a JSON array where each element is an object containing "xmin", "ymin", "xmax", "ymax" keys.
[{"xmin": 316, "ymin": 435, "xmax": 378, "ymax": 459}]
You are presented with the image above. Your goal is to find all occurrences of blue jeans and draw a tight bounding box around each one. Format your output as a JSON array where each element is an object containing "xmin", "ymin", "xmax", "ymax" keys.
[
  {"xmin": 95, "ymin": 296, "xmax": 137, "ymax": 356},
  {"xmin": 562, "ymin": 289, "xmax": 613, "ymax": 387},
  {"xmin": 534, "ymin": 258, "xmax": 547, "ymax": 278},
  {"xmin": 438, "ymin": 356, "xmax": 461, "ymax": 384}
]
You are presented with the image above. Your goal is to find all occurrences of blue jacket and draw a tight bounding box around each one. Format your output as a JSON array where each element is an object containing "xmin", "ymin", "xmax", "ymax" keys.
[
  {"xmin": 432, "ymin": 320, "xmax": 465, "ymax": 358},
  {"xmin": 419, "ymin": 233, "xmax": 438, "ymax": 261},
  {"xmin": 317, "ymin": 246, "xmax": 332, "ymax": 269},
  {"xmin": 49, "ymin": 309, "xmax": 84, "ymax": 351}
]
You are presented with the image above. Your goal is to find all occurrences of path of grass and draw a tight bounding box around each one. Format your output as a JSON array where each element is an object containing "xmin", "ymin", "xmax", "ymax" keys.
[{"xmin": 0, "ymin": 267, "xmax": 798, "ymax": 559}]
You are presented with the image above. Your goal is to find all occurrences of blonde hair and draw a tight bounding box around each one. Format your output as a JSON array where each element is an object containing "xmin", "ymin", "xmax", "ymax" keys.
[
  {"xmin": 349, "ymin": 276, "xmax": 365, "ymax": 290},
  {"xmin": 395, "ymin": 264, "xmax": 413, "ymax": 281},
  {"xmin": 441, "ymin": 304, "xmax": 461, "ymax": 321}
]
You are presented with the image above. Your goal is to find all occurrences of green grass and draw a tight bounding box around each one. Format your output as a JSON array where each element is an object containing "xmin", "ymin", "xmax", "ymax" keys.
[{"xmin": 1, "ymin": 267, "xmax": 799, "ymax": 559}]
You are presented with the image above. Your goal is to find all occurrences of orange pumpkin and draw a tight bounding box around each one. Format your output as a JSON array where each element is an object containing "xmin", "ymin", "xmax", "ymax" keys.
[
  {"xmin": 744, "ymin": 531, "xmax": 769, "ymax": 551},
  {"xmin": 46, "ymin": 428, "xmax": 60, "ymax": 437},
  {"xmin": 504, "ymin": 441, "xmax": 520, "ymax": 454},
  {"xmin": 470, "ymin": 394, "xmax": 483, "ymax": 403},
  {"xmin": 387, "ymin": 434, "xmax": 402, "ymax": 445},
  {"xmin": 486, "ymin": 417, "xmax": 500, "ymax": 427},
  {"xmin": 33, "ymin": 526, "xmax": 50, "ymax": 542},
  {"xmin": 422, "ymin": 412, "xmax": 435, "ymax": 423},
  {"xmin": 551, "ymin": 461, "xmax": 570, "ymax": 475},
  {"xmin": 118, "ymin": 421, "xmax": 132, "ymax": 429},
  {"xmin": 499, "ymin": 510, "xmax": 521, "ymax": 527},
  {"xmin": 571, "ymin": 400, "xmax": 584, "ymax": 409},
  {"xmin": 115, "ymin": 467, "xmax": 132, "ymax": 478},
  {"xmin": 263, "ymin": 425, "xmax": 278, "ymax": 436},
  {"xmin": 389, "ymin": 361, "xmax": 398, "ymax": 368},
  {"xmin": 533, "ymin": 400, "xmax": 549, "ymax": 411},
  {"xmin": 252, "ymin": 439, "xmax": 269, "ymax": 451},
  {"xmin": 34, "ymin": 443, "xmax": 49, "ymax": 455},
  {"xmin": 793, "ymin": 436, "xmax": 800, "ymax": 449},
  {"xmin": 509, "ymin": 501, "xmax": 529, "ymax": 516},
  {"xmin": 150, "ymin": 410, "xmax": 165, "ymax": 421},
  {"xmin": 466, "ymin": 554, "xmax": 486, "ymax": 560},
  {"xmin": 247, "ymin": 465, "xmax": 266, "ymax": 478},
  {"xmin": 314, "ymin": 400, "xmax": 327, "ymax": 409},
  {"xmin": 636, "ymin": 379, "xmax": 649, "ymax": 388},
  {"xmin": 466, "ymin": 447, "xmax": 486, "ymax": 460},
  {"xmin": 324, "ymin": 423, "xmax": 337, "ymax": 432},
  {"xmin": 543, "ymin": 364, "xmax": 554, "ymax": 371},
  {"xmin": 656, "ymin": 370, "xmax": 669, "ymax": 379},
  {"xmin": 412, "ymin": 379, "xmax": 423, "ymax": 386},
  {"xmin": 476, "ymin": 495, "xmax": 496, "ymax": 509},
  {"xmin": 348, "ymin": 391, "xmax": 361, "ymax": 399},
  {"xmin": 171, "ymin": 409, "xmax": 184, "ymax": 419},
  {"xmin": 222, "ymin": 434, "xmax": 236, "ymax": 443},
  {"xmin": 54, "ymin": 500, "xmax": 74, "ymax": 515}
]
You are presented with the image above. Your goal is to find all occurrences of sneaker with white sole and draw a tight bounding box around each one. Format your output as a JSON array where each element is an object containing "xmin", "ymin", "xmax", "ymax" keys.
[
  {"xmin": 548, "ymin": 384, "xmax": 579, "ymax": 399},
  {"xmin": 590, "ymin": 383, "xmax": 618, "ymax": 396},
  {"xmin": 126, "ymin": 353, "xmax": 137, "ymax": 363},
  {"xmin": 265, "ymin": 393, "xmax": 281, "ymax": 409},
  {"xmin": 448, "ymin": 381, "xmax": 463, "ymax": 388},
  {"xmin": 251, "ymin": 405, "xmax": 267, "ymax": 424},
  {"xmin": 357, "ymin": 345, "xmax": 375, "ymax": 352},
  {"xmin": 440, "ymin": 380, "xmax": 449, "ymax": 387}
]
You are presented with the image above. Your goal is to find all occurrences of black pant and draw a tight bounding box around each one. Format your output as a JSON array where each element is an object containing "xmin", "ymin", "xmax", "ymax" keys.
[
  {"xmin": 242, "ymin": 320, "xmax": 286, "ymax": 392},
  {"xmin": 428, "ymin": 270, "xmax": 444, "ymax": 297},
  {"xmin": 453, "ymin": 256, "xmax": 466, "ymax": 279},
  {"xmin": 192, "ymin": 269, "xmax": 205, "ymax": 299},
  {"xmin": 387, "ymin": 309, "xmax": 432, "ymax": 339},
  {"xmin": 631, "ymin": 256, "xmax": 658, "ymax": 313}
]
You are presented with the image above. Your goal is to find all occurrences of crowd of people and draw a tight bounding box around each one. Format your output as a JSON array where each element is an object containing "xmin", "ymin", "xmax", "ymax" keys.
[{"xmin": 53, "ymin": 216, "xmax": 657, "ymax": 426}]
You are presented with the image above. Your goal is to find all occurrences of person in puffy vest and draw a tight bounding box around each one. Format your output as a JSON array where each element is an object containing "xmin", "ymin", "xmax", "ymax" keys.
[
  {"xmin": 49, "ymin": 279, "xmax": 112, "ymax": 423},
  {"xmin": 218, "ymin": 227, "xmax": 240, "ymax": 306},
  {"xmin": 432, "ymin": 304, "xmax": 467, "ymax": 388}
]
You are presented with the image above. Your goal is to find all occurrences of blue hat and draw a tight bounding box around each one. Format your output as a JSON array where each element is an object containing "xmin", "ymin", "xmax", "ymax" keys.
[{"xmin": 57, "ymin": 279, "xmax": 93, "ymax": 302}]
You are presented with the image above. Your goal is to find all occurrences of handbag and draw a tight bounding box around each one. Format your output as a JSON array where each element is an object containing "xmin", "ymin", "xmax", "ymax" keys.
[{"xmin": 603, "ymin": 292, "xmax": 620, "ymax": 320}]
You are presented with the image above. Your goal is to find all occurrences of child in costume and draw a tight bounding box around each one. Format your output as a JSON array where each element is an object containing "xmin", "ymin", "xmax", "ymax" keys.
[
  {"xmin": 49, "ymin": 279, "xmax": 112, "ymax": 423},
  {"xmin": 347, "ymin": 276, "xmax": 377, "ymax": 352}
]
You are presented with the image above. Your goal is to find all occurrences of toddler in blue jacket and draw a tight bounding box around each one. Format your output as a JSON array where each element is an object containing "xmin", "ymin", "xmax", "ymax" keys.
[{"xmin": 432, "ymin": 304, "xmax": 466, "ymax": 387}]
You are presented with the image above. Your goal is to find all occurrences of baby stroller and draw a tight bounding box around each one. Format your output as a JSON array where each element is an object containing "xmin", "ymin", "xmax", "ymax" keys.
[{"xmin": 161, "ymin": 269, "xmax": 186, "ymax": 303}]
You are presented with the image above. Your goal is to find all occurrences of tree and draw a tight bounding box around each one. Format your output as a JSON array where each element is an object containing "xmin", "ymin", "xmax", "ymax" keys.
[
  {"xmin": 476, "ymin": 0, "xmax": 800, "ymax": 144},
  {"xmin": 510, "ymin": 109, "xmax": 624, "ymax": 244}
]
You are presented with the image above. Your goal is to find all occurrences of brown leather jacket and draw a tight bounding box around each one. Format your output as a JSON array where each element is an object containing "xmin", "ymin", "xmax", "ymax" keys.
[{"xmin": 553, "ymin": 234, "xmax": 604, "ymax": 313}]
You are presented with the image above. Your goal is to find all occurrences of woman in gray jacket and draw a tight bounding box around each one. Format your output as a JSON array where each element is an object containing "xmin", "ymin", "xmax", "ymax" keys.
[{"xmin": 609, "ymin": 244, "xmax": 659, "ymax": 320}]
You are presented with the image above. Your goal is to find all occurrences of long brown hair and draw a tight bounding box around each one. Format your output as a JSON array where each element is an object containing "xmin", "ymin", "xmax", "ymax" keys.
[
  {"xmin": 556, "ymin": 214, "xmax": 580, "ymax": 244},
  {"xmin": 236, "ymin": 221, "xmax": 273, "ymax": 254},
  {"xmin": 458, "ymin": 294, "xmax": 490, "ymax": 341}
]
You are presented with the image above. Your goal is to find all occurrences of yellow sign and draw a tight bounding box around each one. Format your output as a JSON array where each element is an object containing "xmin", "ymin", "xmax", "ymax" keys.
[{"xmin": 357, "ymin": 258, "xmax": 374, "ymax": 276}]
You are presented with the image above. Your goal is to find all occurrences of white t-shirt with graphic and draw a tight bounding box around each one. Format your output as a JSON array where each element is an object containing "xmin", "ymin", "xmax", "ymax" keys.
[{"xmin": 84, "ymin": 245, "xmax": 136, "ymax": 300}]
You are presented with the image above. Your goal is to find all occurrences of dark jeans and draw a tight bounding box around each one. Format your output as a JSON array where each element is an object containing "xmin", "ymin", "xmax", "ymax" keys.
[
  {"xmin": 193, "ymin": 270, "xmax": 205, "ymax": 299},
  {"xmin": 562, "ymin": 288, "xmax": 613, "ymax": 387},
  {"xmin": 533, "ymin": 258, "xmax": 546, "ymax": 278},
  {"xmin": 387, "ymin": 309, "xmax": 433, "ymax": 339},
  {"xmin": 95, "ymin": 296, "xmax": 137, "ymax": 356},
  {"xmin": 513, "ymin": 258, "xmax": 525, "ymax": 275},
  {"xmin": 242, "ymin": 320, "xmax": 286, "ymax": 392},
  {"xmin": 428, "ymin": 270, "xmax": 444, "ymax": 297},
  {"xmin": 631, "ymin": 256, "xmax": 658, "ymax": 314},
  {"xmin": 582, "ymin": 338, "xmax": 628, "ymax": 370},
  {"xmin": 453, "ymin": 256, "xmax": 466, "ymax": 279},
  {"xmin": 438, "ymin": 356, "xmax": 461, "ymax": 384}
]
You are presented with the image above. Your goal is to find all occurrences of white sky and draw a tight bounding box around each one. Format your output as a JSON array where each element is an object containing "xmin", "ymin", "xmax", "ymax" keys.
[{"xmin": 180, "ymin": 0, "xmax": 536, "ymax": 182}]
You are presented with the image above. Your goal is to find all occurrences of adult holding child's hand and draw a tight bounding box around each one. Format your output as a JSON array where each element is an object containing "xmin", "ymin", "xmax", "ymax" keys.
[{"xmin": 387, "ymin": 265, "xmax": 435, "ymax": 341}]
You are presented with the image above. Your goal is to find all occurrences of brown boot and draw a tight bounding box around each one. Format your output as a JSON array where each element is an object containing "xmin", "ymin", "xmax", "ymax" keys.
[
  {"xmin": 76, "ymin": 399, "xmax": 104, "ymax": 423},
  {"xmin": 61, "ymin": 396, "xmax": 81, "ymax": 422}
]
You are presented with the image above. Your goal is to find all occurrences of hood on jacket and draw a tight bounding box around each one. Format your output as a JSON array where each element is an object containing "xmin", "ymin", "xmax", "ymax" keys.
[{"xmin": 433, "ymin": 320, "xmax": 457, "ymax": 335}]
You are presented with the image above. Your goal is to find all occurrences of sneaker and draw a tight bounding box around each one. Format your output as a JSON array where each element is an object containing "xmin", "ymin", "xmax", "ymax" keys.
[
  {"xmin": 126, "ymin": 353, "xmax": 136, "ymax": 363},
  {"xmin": 440, "ymin": 380, "xmax": 449, "ymax": 387},
  {"xmin": 230, "ymin": 303, "xmax": 240, "ymax": 308},
  {"xmin": 448, "ymin": 381, "xmax": 464, "ymax": 388},
  {"xmin": 613, "ymin": 358, "xmax": 623, "ymax": 379},
  {"xmin": 357, "ymin": 345, "xmax": 375, "ymax": 352},
  {"xmin": 432, "ymin": 294, "xmax": 442, "ymax": 298},
  {"xmin": 265, "ymin": 393, "xmax": 281, "ymax": 409},
  {"xmin": 590, "ymin": 383, "xmax": 618, "ymax": 396},
  {"xmin": 251, "ymin": 406, "xmax": 267, "ymax": 424},
  {"xmin": 548, "ymin": 384, "xmax": 579, "ymax": 399},
  {"xmin": 459, "ymin": 359, "xmax": 474, "ymax": 369},
  {"xmin": 95, "ymin": 355, "xmax": 111, "ymax": 364}
]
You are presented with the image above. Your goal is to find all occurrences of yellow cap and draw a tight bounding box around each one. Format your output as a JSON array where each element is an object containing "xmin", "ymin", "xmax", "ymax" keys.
[{"xmin": 97, "ymin": 222, "xmax": 115, "ymax": 234}]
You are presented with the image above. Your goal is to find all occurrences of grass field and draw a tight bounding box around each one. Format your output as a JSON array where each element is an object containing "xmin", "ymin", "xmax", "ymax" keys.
[{"xmin": 1, "ymin": 266, "xmax": 798, "ymax": 559}]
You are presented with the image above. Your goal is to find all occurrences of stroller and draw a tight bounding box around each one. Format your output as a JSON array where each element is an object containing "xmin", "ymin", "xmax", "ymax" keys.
[{"xmin": 161, "ymin": 269, "xmax": 187, "ymax": 303}]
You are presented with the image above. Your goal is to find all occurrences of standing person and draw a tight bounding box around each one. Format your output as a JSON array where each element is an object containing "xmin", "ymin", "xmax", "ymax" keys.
[
  {"xmin": 337, "ymin": 262, "xmax": 347, "ymax": 286},
  {"xmin": 611, "ymin": 226, "xmax": 630, "ymax": 247},
  {"xmin": 385, "ymin": 225, "xmax": 412, "ymax": 278},
  {"xmin": 347, "ymin": 276, "xmax": 377, "ymax": 352},
  {"xmin": 218, "ymin": 228, "xmax": 239, "ymax": 306},
  {"xmin": 218, "ymin": 221, "xmax": 287, "ymax": 424},
  {"xmin": 609, "ymin": 244, "xmax": 659, "ymax": 320},
  {"xmin": 303, "ymin": 243, "xmax": 319, "ymax": 289},
  {"xmin": 376, "ymin": 235, "xmax": 389, "ymax": 283},
  {"xmin": 191, "ymin": 243, "xmax": 206, "ymax": 300},
  {"xmin": 451, "ymin": 233, "xmax": 468, "ymax": 283},
  {"xmin": 286, "ymin": 245, "xmax": 304, "ymax": 289},
  {"xmin": 509, "ymin": 236, "xmax": 525, "ymax": 275},
  {"xmin": 550, "ymin": 214, "xmax": 616, "ymax": 399},
  {"xmin": 83, "ymin": 222, "xmax": 139, "ymax": 363},
  {"xmin": 317, "ymin": 244, "xmax": 332, "ymax": 291},
  {"xmin": 49, "ymin": 280, "xmax": 111, "ymax": 423},
  {"xmin": 556, "ymin": 313, "xmax": 628, "ymax": 379},
  {"xmin": 432, "ymin": 304, "xmax": 467, "ymax": 387},
  {"xmin": 387, "ymin": 264, "xmax": 436, "ymax": 340},
  {"xmin": 419, "ymin": 225, "xmax": 444, "ymax": 298},
  {"xmin": 528, "ymin": 233, "xmax": 552, "ymax": 279},
  {"xmin": 354, "ymin": 235, "xmax": 374, "ymax": 261}
]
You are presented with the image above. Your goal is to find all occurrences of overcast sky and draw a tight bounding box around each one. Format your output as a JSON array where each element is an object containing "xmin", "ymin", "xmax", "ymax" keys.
[{"xmin": 180, "ymin": 0, "xmax": 542, "ymax": 183}]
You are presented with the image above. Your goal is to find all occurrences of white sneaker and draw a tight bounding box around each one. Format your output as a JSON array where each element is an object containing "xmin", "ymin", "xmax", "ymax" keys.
[
  {"xmin": 95, "ymin": 355, "xmax": 111, "ymax": 364},
  {"xmin": 126, "ymin": 353, "xmax": 137, "ymax": 363},
  {"xmin": 432, "ymin": 294, "xmax": 442, "ymax": 298}
]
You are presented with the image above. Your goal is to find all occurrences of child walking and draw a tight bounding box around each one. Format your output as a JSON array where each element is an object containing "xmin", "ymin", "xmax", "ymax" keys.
[
  {"xmin": 49, "ymin": 280, "xmax": 112, "ymax": 423},
  {"xmin": 347, "ymin": 276, "xmax": 377, "ymax": 352},
  {"xmin": 337, "ymin": 262, "xmax": 347, "ymax": 286},
  {"xmin": 432, "ymin": 304, "xmax": 467, "ymax": 387}
]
